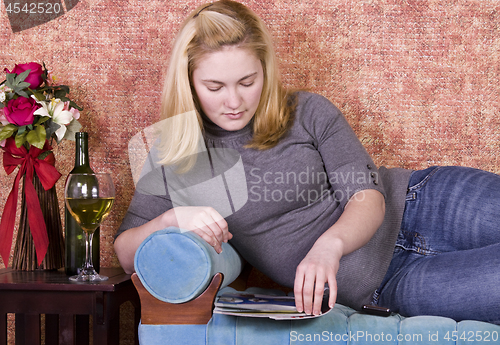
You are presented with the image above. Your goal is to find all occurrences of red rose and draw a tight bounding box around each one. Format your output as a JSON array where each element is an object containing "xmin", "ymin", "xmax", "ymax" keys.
[
  {"xmin": 5, "ymin": 62, "xmax": 44, "ymax": 89},
  {"xmin": 3, "ymin": 97, "xmax": 40, "ymax": 126}
]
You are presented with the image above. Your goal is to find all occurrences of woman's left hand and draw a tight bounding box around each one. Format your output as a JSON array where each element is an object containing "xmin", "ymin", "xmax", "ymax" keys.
[
  {"xmin": 294, "ymin": 234, "xmax": 343, "ymax": 315},
  {"xmin": 294, "ymin": 189, "xmax": 386, "ymax": 315}
]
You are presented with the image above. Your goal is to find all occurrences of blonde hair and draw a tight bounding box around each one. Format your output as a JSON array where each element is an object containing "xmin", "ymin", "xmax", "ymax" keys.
[{"xmin": 157, "ymin": 0, "xmax": 295, "ymax": 168}]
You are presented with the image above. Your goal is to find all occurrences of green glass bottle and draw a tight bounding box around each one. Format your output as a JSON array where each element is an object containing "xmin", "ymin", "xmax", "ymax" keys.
[{"xmin": 65, "ymin": 132, "xmax": 100, "ymax": 275}]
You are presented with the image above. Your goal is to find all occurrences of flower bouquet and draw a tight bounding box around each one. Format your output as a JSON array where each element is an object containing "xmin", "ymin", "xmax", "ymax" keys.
[{"xmin": 0, "ymin": 62, "xmax": 83, "ymax": 270}]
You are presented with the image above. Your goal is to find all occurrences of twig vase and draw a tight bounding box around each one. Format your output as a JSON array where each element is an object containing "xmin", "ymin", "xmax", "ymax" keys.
[{"xmin": 12, "ymin": 173, "xmax": 65, "ymax": 270}]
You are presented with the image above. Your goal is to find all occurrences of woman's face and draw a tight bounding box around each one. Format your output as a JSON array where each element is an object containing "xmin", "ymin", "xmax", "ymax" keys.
[{"xmin": 192, "ymin": 46, "xmax": 264, "ymax": 131}]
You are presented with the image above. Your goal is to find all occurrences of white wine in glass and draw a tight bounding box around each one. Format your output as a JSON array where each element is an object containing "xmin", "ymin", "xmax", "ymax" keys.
[{"xmin": 65, "ymin": 173, "xmax": 115, "ymax": 281}]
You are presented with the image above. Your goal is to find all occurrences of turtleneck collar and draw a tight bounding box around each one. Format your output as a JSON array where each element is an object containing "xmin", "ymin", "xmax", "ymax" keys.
[{"xmin": 201, "ymin": 112, "xmax": 254, "ymax": 141}]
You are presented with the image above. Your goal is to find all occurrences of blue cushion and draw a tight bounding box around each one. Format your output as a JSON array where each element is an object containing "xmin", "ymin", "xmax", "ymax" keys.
[
  {"xmin": 204, "ymin": 305, "xmax": 500, "ymax": 345},
  {"xmin": 139, "ymin": 323, "xmax": 206, "ymax": 345},
  {"xmin": 134, "ymin": 227, "xmax": 243, "ymax": 303},
  {"xmin": 140, "ymin": 306, "xmax": 500, "ymax": 345}
]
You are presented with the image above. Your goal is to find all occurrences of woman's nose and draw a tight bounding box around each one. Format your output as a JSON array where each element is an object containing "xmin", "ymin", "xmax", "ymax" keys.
[{"xmin": 224, "ymin": 88, "xmax": 243, "ymax": 110}]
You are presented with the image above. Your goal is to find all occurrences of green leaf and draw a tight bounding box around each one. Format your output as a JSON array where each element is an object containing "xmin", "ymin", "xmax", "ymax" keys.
[
  {"xmin": 26, "ymin": 125, "xmax": 46, "ymax": 149},
  {"xmin": 16, "ymin": 81, "xmax": 30, "ymax": 89},
  {"xmin": 6, "ymin": 71, "xmax": 33, "ymax": 99},
  {"xmin": 58, "ymin": 85, "xmax": 70, "ymax": 93},
  {"xmin": 35, "ymin": 85, "xmax": 49, "ymax": 93},
  {"xmin": 5, "ymin": 74, "xmax": 15, "ymax": 87},
  {"xmin": 15, "ymin": 131, "xmax": 27, "ymax": 148},
  {"xmin": 15, "ymin": 69, "xmax": 31, "ymax": 83},
  {"xmin": 41, "ymin": 62, "xmax": 48, "ymax": 82},
  {"xmin": 44, "ymin": 119, "xmax": 61, "ymax": 140},
  {"xmin": 32, "ymin": 91, "xmax": 45, "ymax": 101},
  {"xmin": 63, "ymin": 119, "xmax": 82, "ymax": 141},
  {"xmin": 17, "ymin": 125, "xmax": 27, "ymax": 135},
  {"xmin": 70, "ymin": 100, "xmax": 83, "ymax": 111},
  {"xmin": 54, "ymin": 89, "xmax": 68, "ymax": 99},
  {"xmin": 6, "ymin": 92, "xmax": 16, "ymax": 101},
  {"xmin": 15, "ymin": 90, "xmax": 29, "ymax": 98},
  {"xmin": 0, "ymin": 124, "xmax": 18, "ymax": 141},
  {"xmin": 35, "ymin": 116, "xmax": 50, "ymax": 126}
]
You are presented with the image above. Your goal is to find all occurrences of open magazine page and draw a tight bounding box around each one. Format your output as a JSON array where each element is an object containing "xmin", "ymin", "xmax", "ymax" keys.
[{"xmin": 214, "ymin": 292, "xmax": 333, "ymax": 320}]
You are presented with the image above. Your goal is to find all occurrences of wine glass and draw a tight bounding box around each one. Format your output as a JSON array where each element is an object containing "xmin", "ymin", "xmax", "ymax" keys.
[{"xmin": 65, "ymin": 173, "xmax": 115, "ymax": 281}]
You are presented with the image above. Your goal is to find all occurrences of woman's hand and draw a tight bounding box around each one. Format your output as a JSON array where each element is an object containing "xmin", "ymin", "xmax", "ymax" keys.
[
  {"xmin": 114, "ymin": 205, "xmax": 231, "ymax": 274},
  {"xmin": 294, "ymin": 189, "xmax": 386, "ymax": 315},
  {"xmin": 171, "ymin": 206, "xmax": 232, "ymax": 253},
  {"xmin": 294, "ymin": 235, "xmax": 342, "ymax": 315}
]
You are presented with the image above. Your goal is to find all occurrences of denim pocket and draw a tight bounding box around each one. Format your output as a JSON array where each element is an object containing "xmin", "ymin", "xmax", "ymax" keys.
[
  {"xmin": 394, "ymin": 229, "xmax": 438, "ymax": 255},
  {"xmin": 406, "ymin": 166, "xmax": 442, "ymax": 193}
]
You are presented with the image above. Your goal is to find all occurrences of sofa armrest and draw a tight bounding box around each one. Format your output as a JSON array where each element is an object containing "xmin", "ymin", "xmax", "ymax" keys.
[
  {"xmin": 132, "ymin": 272, "xmax": 223, "ymax": 324},
  {"xmin": 134, "ymin": 227, "xmax": 244, "ymax": 304}
]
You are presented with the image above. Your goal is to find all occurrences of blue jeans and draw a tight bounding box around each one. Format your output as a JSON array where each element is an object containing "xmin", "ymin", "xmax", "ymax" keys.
[{"xmin": 375, "ymin": 166, "xmax": 500, "ymax": 324}]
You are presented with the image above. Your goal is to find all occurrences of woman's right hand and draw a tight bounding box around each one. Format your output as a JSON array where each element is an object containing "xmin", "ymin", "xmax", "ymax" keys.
[
  {"xmin": 114, "ymin": 206, "xmax": 231, "ymax": 274},
  {"xmin": 170, "ymin": 206, "xmax": 232, "ymax": 254}
]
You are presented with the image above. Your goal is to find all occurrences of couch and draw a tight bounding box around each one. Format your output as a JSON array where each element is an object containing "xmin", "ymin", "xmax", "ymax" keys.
[{"xmin": 131, "ymin": 227, "xmax": 500, "ymax": 345}]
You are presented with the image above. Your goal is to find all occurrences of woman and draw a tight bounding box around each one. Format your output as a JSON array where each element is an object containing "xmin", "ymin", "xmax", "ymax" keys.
[{"xmin": 114, "ymin": 0, "xmax": 500, "ymax": 324}]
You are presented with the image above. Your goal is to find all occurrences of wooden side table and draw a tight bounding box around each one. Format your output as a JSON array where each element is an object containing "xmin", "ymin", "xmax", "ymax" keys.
[{"xmin": 0, "ymin": 267, "xmax": 140, "ymax": 345}]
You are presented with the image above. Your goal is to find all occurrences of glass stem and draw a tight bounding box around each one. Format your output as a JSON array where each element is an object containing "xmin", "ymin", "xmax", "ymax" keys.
[{"xmin": 85, "ymin": 232, "xmax": 94, "ymax": 270}]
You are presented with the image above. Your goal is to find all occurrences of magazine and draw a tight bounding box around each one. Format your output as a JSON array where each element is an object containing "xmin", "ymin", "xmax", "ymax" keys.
[{"xmin": 213, "ymin": 292, "xmax": 332, "ymax": 320}]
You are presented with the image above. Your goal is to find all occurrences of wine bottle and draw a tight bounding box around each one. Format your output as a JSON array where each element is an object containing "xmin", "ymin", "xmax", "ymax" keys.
[{"xmin": 65, "ymin": 132, "xmax": 100, "ymax": 275}]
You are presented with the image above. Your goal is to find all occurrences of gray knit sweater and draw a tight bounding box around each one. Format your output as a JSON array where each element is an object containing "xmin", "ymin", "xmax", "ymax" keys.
[{"xmin": 117, "ymin": 92, "xmax": 412, "ymax": 309}]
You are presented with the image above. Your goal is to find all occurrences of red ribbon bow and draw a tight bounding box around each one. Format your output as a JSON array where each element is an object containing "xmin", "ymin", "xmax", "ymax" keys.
[{"xmin": 0, "ymin": 137, "xmax": 62, "ymax": 267}]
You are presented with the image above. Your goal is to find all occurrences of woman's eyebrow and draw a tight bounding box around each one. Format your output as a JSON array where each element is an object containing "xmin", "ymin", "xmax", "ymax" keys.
[
  {"xmin": 201, "ymin": 72, "xmax": 258, "ymax": 84},
  {"xmin": 239, "ymin": 72, "xmax": 258, "ymax": 81}
]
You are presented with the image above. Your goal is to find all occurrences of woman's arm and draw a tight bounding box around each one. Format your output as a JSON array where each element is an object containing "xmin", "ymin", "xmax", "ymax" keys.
[
  {"xmin": 294, "ymin": 189, "xmax": 385, "ymax": 315},
  {"xmin": 114, "ymin": 206, "xmax": 232, "ymax": 274}
]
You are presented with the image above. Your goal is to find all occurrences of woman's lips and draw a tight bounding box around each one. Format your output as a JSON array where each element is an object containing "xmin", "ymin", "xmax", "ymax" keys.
[{"xmin": 224, "ymin": 111, "xmax": 244, "ymax": 120}]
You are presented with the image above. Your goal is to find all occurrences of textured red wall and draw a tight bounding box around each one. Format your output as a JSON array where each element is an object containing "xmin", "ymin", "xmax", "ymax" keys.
[{"xmin": 1, "ymin": 0, "xmax": 500, "ymax": 342}]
